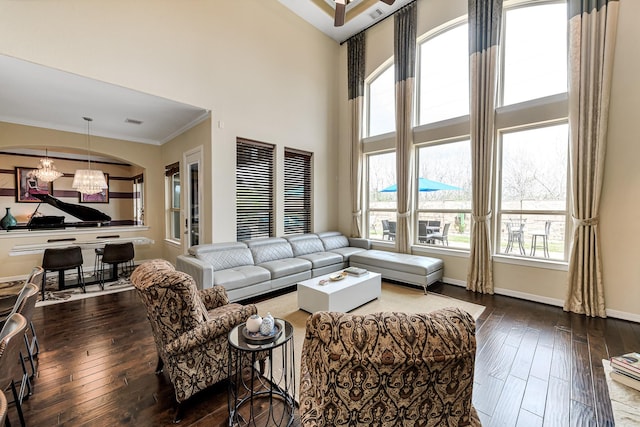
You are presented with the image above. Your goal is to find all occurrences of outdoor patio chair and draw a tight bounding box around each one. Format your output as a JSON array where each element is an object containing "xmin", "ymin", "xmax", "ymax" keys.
[
  {"xmin": 530, "ymin": 220, "xmax": 552, "ymax": 258},
  {"xmin": 430, "ymin": 222, "xmax": 450, "ymax": 246},
  {"xmin": 388, "ymin": 220, "xmax": 396, "ymax": 240},
  {"xmin": 505, "ymin": 222, "xmax": 525, "ymax": 255}
]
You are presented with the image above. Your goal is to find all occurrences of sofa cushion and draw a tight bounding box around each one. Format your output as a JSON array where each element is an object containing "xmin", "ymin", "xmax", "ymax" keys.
[
  {"xmin": 285, "ymin": 234, "xmax": 325, "ymax": 256},
  {"xmin": 296, "ymin": 252, "xmax": 343, "ymax": 269},
  {"xmin": 258, "ymin": 257, "xmax": 311, "ymax": 279},
  {"xmin": 189, "ymin": 242, "xmax": 254, "ymax": 271},
  {"xmin": 349, "ymin": 250, "xmax": 443, "ymax": 276},
  {"xmin": 247, "ymin": 237, "xmax": 294, "ymax": 264},
  {"xmin": 327, "ymin": 246, "xmax": 367, "ymax": 262},
  {"xmin": 316, "ymin": 231, "xmax": 350, "ymax": 251},
  {"xmin": 213, "ymin": 265, "xmax": 271, "ymax": 291}
]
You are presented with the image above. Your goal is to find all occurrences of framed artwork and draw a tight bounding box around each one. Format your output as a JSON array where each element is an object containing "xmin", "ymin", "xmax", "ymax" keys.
[
  {"xmin": 79, "ymin": 173, "xmax": 109, "ymax": 203},
  {"xmin": 16, "ymin": 166, "xmax": 53, "ymax": 202}
]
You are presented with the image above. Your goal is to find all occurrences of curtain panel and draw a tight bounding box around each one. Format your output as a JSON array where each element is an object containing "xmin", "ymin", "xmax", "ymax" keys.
[
  {"xmin": 348, "ymin": 33, "xmax": 366, "ymax": 238},
  {"xmin": 564, "ymin": 0, "xmax": 619, "ymax": 318},
  {"xmin": 466, "ymin": 0, "xmax": 502, "ymax": 294},
  {"xmin": 394, "ymin": 2, "xmax": 417, "ymax": 254}
]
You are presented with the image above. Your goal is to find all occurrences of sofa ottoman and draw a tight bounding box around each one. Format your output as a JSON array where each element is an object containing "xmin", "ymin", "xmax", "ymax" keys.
[{"xmin": 349, "ymin": 250, "xmax": 443, "ymax": 293}]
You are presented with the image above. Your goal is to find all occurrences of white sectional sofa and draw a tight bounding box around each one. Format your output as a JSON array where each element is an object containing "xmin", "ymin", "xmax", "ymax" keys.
[{"xmin": 175, "ymin": 231, "xmax": 443, "ymax": 301}]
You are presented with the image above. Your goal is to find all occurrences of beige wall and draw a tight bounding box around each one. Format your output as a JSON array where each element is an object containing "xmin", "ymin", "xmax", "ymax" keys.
[{"xmin": 161, "ymin": 117, "xmax": 212, "ymax": 264}]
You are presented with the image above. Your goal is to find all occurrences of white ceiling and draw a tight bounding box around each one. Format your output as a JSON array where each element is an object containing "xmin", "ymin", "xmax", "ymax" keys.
[
  {"xmin": 0, "ymin": 0, "xmax": 406, "ymax": 156},
  {"xmin": 279, "ymin": 0, "xmax": 412, "ymax": 43},
  {"xmin": 0, "ymin": 55, "xmax": 210, "ymax": 146}
]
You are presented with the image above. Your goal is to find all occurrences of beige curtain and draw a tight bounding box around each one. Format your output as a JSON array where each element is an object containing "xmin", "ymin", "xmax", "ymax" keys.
[
  {"xmin": 393, "ymin": 3, "xmax": 417, "ymax": 254},
  {"xmin": 564, "ymin": 0, "xmax": 619, "ymax": 318},
  {"xmin": 348, "ymin": 33, "xmax": 366, "ymax": 238},
  {"xmin": 466, "ymin": 0, "xmax": 502, "ymax": 294}
]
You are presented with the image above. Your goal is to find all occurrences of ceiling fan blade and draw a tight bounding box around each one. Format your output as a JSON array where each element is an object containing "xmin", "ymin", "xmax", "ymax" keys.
[
  {"xmin": 380, "ymin": 0, "xmax": 396, "ymax": 4},
  {"xmin": 334, "ymin": 0, "xmax": 346, "ymax": 27}
]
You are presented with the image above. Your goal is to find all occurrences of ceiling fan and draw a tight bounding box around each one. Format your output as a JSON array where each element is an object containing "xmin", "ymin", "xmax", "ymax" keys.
[{"xmin": 334, "ymin": 0, "xmax": 396, "ymax": 27}]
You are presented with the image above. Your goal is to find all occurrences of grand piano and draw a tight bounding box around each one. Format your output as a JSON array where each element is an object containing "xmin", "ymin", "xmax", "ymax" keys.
[{"xmin": 8, "ymin": 192, "xmax": 111, "ymax": 230}]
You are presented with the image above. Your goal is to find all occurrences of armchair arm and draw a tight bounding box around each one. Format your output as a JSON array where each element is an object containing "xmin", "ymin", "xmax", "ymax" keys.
[
  {"xmin": 199, "ymin": 286, "xmax": 229, "ymax": 310},
  {"xmin": 164, "ymin": 303, "xmax": 258, "ymax": 356},
  {"xmin": 164, "ymin": 316, "xmax": 234, "ymax": 356}
]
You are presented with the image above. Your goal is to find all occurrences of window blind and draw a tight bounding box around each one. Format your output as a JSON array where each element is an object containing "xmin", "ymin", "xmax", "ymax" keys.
[
  {"xmin": 284, "ymin": 148, "xmax": 312, "ymax": 235},
  {"xmin": 236, "ymin": 139, "xmax": 275, "ymax": 241}
]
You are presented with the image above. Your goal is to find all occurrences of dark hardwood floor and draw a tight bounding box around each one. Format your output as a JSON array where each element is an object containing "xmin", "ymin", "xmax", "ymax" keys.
[{"xmin": 15, "ymin": 282, "xmax": 639, "ymax": 426}]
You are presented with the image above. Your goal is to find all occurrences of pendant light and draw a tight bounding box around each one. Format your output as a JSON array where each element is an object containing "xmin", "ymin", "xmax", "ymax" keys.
[
  {"xmin": 33, "ymin": 149, "xmax": 63, "ymax": 182},
  {"xmin": 72, "ymin": 117, "xmax": 108, "ymax": 195}
]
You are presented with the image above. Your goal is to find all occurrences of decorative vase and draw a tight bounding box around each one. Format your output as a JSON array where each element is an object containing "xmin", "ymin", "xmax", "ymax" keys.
[
  {"xmin": 0, "ymin": 207, "xmax": 17, "ymax": 229},
  {"xmin": 260, "ymin": 312, "xmax": 275, "ymax": 335},
  {"xmin": 246, "ymin": 314, "xmax": 262, "ymax": 333}
]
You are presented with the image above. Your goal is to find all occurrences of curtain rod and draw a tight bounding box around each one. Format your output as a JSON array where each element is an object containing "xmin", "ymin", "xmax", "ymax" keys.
[{"xmin": 339, "ymin": 0, "xmax": 419, "ymax": 45}]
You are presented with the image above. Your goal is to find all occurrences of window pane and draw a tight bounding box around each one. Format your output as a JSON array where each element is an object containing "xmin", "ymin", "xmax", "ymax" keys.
[
  {"xmin": 368, "ymin": 66, "xmax": 395, "ymax": 137},
  {"xmin": 236, "ymin": 139, "xmax": 275, "ymax": 240},
  {"xmin": 171, "ymin": 211, "xmax": 180, "ymax": 240},
  {"xmin": 498, "ymin": 213, "xmax": 566, "ymax": 260},
  {"xmin": 502, "ymin": 3, "xmax": 567, "ymax": 106},
  {"xmin": 284, "ymin": 149, "xmax": 312, "ymax": 235},
  {"xmin": 367, "ymin": 152, "xmax": 396, "ymax": 240},
  {"xmin": 500, "ymin": 125, "xmax": 568, "ymax": 211},
  {"xmin": 417, "ymin": 140, "xmax": 472, "ymax": 249},
  {"xmin": 189, "ymin": 163, "xmax": 199, "ymax": 246},
  {"xmin": 171, "ymin": 173, "xmax": 180, "ymax": 209},
  {"xmin": 499, "ymin": 124, "xmax": 568, "ymax": 260},
  {"xmin": 418, "ymin": 24, "xmax": 469, "ymax": 125},
  {"xmin": 417, "ymin": 141, "xmax": 471, "ymax": 210}
]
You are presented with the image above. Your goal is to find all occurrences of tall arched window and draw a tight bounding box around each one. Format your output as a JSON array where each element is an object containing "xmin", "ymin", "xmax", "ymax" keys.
[{"xmin": 366, "ymin": 65, "xmax": 395, "ymax": 137}]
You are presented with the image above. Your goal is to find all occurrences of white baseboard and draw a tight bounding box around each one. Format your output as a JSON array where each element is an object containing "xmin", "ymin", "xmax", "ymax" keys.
[
  {"xmin": 440, "ymin": 277, "xmax": 640, "ymax": 323},
  {"xmin": 441, "ymin": 277, "xmax": 466, "ymax": 287},
  {"xmin": 604, "ymin": 309, "xmax": 640, "ymax": 323}
]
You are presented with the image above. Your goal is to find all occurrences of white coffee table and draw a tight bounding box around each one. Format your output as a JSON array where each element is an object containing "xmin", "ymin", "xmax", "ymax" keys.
[{"xmin": 297, "ymin": 271, "xmax": 382, "ymax": 313}]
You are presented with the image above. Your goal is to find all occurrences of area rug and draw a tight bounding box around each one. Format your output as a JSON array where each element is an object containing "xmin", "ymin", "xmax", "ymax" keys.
[
  {"xmin": 603, "ymin": 359, "xmax": 640, "ymax": 426},
  {"xmin": 254, "ymin": 282, "xmax": 485, "ymax": 401},
  {"xmin": 0, "ymin": 275, "xmax": 133, "ymax": 307},
  {"xmin": 35, "ymin": 277, "xmax": 134, "ymax": 307}
]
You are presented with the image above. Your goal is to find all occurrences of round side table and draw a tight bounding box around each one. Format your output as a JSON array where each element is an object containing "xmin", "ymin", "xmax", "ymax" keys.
[{"xmin": 228, "ymin": 318, "xmax": 295, "ymax": 427}]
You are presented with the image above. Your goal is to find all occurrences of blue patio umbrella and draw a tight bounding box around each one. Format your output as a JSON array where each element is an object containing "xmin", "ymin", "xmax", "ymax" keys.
[{"xmin": 379, "ymin": 177, "xmax": 462, "ymax": 193}]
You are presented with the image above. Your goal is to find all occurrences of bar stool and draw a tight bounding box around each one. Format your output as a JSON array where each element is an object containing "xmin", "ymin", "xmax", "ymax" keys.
[
  {"xmin": 41, "ymin": 246, "xmax": 86, "ymax": 301},
  {"xmin": 98, "ymin": 242, "xmax": 135, "ymax": 288},
  {"xmin": 93, "ymin": 248, "xmax": 104, "ymax": 279}
]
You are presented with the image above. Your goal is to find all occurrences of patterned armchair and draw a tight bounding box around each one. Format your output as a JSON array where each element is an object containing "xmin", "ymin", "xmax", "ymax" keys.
[
  {"xmin": 299, "ymin": 308, "xmax": 481, "ymax": 426},
  {"xmin": 130, "ymin": 259, "xmax": 258, "ymax": 421}
]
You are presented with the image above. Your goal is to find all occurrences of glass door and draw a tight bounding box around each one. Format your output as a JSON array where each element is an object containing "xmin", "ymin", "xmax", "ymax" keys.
[{"xmin": 184, "ymin": 148, "xmax": 203, "ymax": 249}]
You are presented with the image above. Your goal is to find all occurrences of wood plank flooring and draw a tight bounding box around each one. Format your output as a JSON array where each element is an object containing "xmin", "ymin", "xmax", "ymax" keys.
[{"xmin": 12, "ymin": 282, "xmax": 639, "ymax": 426}]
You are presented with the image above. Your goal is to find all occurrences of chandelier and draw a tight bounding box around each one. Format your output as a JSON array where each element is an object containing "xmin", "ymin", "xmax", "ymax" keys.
[
  {"xmin": 33, "ymin": 149, "xmax": 63, "ymax": 182},
  {"xmin": 72, "ymin": 117, "xmax": 108, "ymax": 195}
]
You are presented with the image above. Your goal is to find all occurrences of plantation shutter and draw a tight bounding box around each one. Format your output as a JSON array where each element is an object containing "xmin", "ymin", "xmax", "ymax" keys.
[
  {"xmin": 284, "ymin": 148, "xmax": 312, "ymax": 235},
  {"xmin": 236, "ymin": 138, "xmax": 275, "ymax": 240}
]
